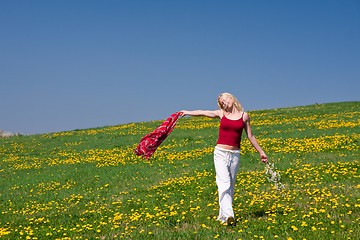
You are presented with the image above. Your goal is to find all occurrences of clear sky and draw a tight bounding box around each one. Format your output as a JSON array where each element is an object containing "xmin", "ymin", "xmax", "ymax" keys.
[{"xmin": 1, "ymin": 0, "xmax": 359, "ymax": 135}]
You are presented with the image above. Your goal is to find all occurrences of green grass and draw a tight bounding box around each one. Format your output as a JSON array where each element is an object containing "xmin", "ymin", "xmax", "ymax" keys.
[{"xmin": 0, "ymin": 101, "xmax": 359, "ymax": 239}]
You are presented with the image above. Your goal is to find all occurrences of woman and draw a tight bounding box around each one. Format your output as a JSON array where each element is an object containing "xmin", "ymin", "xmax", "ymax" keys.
[{"xmin": 180, "ymin": 93, "xmax": 268, "ymax": 226}]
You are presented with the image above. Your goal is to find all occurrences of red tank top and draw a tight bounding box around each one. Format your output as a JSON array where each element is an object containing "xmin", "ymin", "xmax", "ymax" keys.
[{"xmin": 216, "ymin": 113, "xmax": 244, "ymax": 148}]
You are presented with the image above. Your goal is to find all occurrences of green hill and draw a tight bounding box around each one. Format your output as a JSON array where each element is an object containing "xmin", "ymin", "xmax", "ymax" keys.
[{"xmin": 0, "ymin": 101, "xmax": 359, "ymax": 239}]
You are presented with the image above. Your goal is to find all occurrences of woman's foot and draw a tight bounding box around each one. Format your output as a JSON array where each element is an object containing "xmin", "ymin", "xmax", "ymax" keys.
[{"xmin": 226, "ymin": 216, "xmax": 235, "ymax": 226}]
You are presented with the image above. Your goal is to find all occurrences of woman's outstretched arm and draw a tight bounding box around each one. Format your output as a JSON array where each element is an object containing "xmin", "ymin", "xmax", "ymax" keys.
[{"xmin": 180, "ymin": 110, "xmax": 222, "ymax": 119}]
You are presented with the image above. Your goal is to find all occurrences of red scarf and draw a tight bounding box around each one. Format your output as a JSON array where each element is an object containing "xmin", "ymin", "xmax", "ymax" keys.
[{"xmin": 134, "ymin": 112, "xmax": 180, "ymax": 159}]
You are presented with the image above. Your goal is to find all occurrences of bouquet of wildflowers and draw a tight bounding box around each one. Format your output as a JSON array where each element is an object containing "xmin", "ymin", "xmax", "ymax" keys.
[{"xmin": 265, "ymin": 162, "xmax": 285, "ymax": 191}]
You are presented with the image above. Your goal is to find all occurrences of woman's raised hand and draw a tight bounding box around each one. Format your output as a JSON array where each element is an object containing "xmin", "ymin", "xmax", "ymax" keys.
[{"xmin": 179, "ymin": 111, "xmax": 187, "ymax": 117}]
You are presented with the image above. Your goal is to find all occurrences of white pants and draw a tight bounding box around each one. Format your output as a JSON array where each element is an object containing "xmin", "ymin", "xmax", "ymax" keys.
[{"xmin": 214, "ymin": 146, "xmax": 240, "ymax": 223}]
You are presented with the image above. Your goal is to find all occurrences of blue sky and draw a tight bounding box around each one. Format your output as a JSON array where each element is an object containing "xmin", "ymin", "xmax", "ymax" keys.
[{"xmin": 1, "ymin": 1, "xmax": 359, "ymax": 135}]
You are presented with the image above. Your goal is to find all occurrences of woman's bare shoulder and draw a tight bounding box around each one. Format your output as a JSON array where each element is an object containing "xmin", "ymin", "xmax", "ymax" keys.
[
  {"xmin": 243, "ymin": 111, "xmax": 250, "ymax": 121},
  {"xmin": 216, "ymin": 110, "xmax": 224, "ymax": 118}
]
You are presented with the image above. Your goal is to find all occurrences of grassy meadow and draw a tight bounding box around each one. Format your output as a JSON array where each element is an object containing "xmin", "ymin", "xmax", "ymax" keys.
[{"xmin": 0, "ymin": 101, "xmax": 359, "ymax": 240}]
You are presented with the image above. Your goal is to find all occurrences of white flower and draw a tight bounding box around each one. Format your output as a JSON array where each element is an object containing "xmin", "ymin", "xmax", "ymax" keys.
[{"xmin": 265, "ymin": 163, "xmax": 285, "ymax": 191}]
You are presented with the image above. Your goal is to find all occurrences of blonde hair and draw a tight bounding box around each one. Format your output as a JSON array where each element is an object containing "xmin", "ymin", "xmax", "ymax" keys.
[{"xmin": 217, "ymin": 93, "xmax": 244, "ymax": 112}]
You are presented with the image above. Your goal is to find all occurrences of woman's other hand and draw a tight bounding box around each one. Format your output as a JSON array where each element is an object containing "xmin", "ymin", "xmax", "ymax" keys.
[{"xmin": 260, "ymin": 153, "xmax": 268, "ymax": 164}]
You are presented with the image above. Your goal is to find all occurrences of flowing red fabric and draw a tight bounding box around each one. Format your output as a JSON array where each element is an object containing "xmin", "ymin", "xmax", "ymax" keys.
[{"xmin": 134, "ymin": 112, "xmax": 180, "ymax": 159}]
